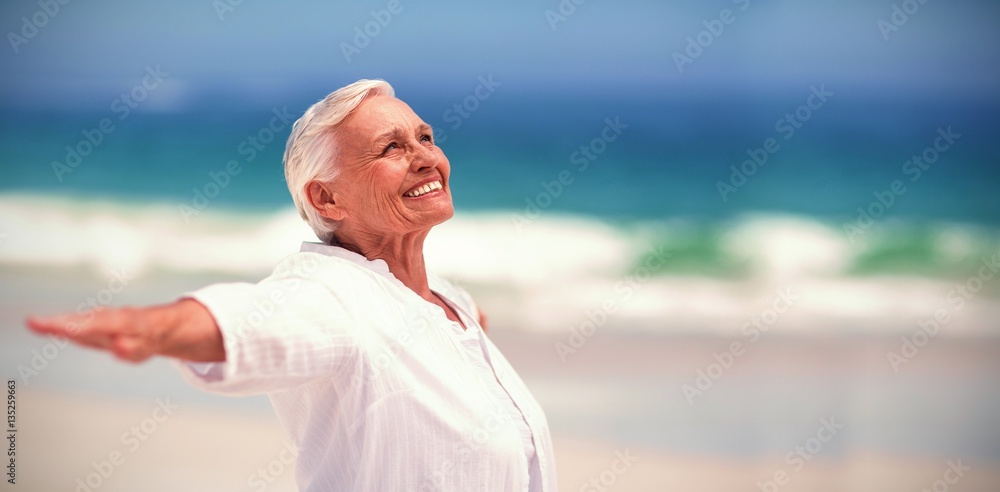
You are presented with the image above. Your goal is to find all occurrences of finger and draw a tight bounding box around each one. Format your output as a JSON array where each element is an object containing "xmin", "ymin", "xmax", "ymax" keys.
[
  {"xmin": 27, "ymin": 314, "xmax": 83, "ymax": 336},
  {"xmin": 111, "ymin": 336, "xmax": 153, "ymax": 364},
  {"xmin": 27, "ymin": 307, "xmax": 126, "ymax": 338},
  {"xmin": 72, "ymin": 332, "xmax": 116, "ymax": 351},
  {"xmin": 27, "ymin": 316, "xmax": 115, "ymax": 351}
]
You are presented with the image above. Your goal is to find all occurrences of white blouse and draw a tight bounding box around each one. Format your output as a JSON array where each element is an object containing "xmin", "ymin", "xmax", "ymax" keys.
[{"xmin": 175, "ymin": 242, "xmax": 557, "ymax": 491}]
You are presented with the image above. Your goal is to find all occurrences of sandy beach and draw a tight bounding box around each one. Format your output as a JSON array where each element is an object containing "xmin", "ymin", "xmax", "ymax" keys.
[
  {"xmin": 2, "ymin": 267, "xmax": 1000, "ymax": 491},
  {"xmin": 5, "ymin": 326, "xmax": 999, "ymax": 491},
  {"xmin": 12, "ymin": 385, "xmax": 1000, "ymax": 492}
]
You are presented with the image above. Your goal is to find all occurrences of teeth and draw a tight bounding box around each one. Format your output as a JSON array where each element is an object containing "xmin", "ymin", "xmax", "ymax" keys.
[{"xmin": 405, "ymin": 180, "xmax": 442, "ymax": 198}]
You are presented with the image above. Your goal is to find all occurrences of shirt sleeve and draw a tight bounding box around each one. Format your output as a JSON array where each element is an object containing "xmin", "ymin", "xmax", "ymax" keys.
[{"xmin": 174, "ymin": 253, "xmax": 361, "ymax": 396}]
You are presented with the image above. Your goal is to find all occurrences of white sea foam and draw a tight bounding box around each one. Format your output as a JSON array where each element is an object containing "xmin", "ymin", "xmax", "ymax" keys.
[
  {"xmin": 1, "ymin": 193, "xmax": 997, "ymax": 335},
  {"xmin": 0, "ymin": 193, "xmax": 314, "ymax": 275}
]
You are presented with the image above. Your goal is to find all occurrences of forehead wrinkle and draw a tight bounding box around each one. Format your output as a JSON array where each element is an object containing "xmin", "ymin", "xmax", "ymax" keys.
[
  {"xmin": 342, "ymin": 98, "xmax": 431, "ymax": 156},
  {"xmin": 372, "ymin": 127, "xmax": 403, "ymax": 142}
]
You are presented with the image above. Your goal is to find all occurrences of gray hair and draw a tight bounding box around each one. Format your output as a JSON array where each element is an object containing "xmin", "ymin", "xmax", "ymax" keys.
[{"xmin": 283, "ymin": 79, "xmax": 395, "ymax": 244}]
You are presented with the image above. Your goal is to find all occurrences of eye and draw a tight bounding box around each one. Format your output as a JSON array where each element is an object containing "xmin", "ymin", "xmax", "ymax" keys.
[
  {"xmin": 420, "ymin": 133, "xmax": 433, "ymax": 144},
  {"xmin": 380, "ymin": 142, "xmax": 398, "ymax": 156}
]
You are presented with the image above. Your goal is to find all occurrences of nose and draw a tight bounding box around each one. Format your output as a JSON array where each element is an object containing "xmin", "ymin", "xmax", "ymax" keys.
[{"xmin": 408, "ymin": 143, "xmax": 440, "ymax": 174}]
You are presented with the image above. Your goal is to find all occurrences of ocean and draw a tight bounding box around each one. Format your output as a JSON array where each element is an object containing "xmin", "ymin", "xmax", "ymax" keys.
[
  {"xmin": 2, "ymin": 92, "xmax": 999, "ymax": 485},
  {"xmin": 2, "ymin": 92, "xmax": 999, "ymax": 312}
]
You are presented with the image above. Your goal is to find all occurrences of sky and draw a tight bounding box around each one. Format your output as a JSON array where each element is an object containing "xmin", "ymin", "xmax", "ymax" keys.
[{"xmin": 1, "ymin": 0, "xmax": 998, "ymax": 111}]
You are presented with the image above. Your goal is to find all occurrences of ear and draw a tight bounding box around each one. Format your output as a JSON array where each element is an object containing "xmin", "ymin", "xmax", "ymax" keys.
[{"xmin": 305, "ymin": 179, "xmax": 346, "ymax": 222}]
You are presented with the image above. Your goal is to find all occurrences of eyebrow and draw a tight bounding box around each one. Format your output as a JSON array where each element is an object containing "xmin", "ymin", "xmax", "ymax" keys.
[{"xmin": 371, "ymin": 124, "xmax": 434, "ymax": 150}]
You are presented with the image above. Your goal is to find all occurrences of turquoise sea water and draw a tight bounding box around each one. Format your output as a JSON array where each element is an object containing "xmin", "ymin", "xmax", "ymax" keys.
[
  {"xmin": 1, "ymin": 94, "xmax": 998, "ymax": 279},
  {"xmin": 3, "ymin": 96, "xmax": 998, "ymax": 219}
]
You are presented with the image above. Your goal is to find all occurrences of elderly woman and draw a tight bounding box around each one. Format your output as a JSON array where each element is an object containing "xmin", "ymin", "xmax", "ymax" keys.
[{"xmin": 27, "ymin": 79, "xmax": 557, "ymax": 491}]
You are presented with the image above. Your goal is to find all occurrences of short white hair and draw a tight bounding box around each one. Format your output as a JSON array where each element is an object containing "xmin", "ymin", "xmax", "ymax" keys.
[{"xmin": 283, "ymin": 79, "xmax": 395, "ymax": 244}]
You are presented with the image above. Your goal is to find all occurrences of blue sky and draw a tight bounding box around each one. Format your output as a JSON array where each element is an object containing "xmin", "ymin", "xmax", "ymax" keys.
[{"xmin": 2, "ymin": 0, "xmax": 998, "ymax": 110}]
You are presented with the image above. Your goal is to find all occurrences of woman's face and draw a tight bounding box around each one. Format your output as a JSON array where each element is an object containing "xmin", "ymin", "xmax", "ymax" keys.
[{"xmin": 325, "ymin": 95, "xmax": 454, "ymax": 239}]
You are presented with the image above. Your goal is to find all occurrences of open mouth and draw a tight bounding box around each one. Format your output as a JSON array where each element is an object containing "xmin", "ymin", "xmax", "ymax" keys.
[{"xmin": 403, "ymin": 180, "xmax": 443, "ymax": 198}]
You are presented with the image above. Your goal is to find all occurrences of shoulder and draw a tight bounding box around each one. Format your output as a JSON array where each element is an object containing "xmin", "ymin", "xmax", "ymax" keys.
[
  {"xmin": 273, "ymin": 251, "xmax": 342, "ymax": 276},
  {"xmin": 270, "ymin": 251, "xmax": 384, "ymax": 287}
]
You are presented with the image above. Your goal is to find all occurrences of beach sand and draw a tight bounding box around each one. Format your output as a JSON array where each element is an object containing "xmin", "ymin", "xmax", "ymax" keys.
[
  {"xmin": 4, "ymin": 267, "xmax": 1000, "ymax": 491},
  {"xmin": 13, "ymin": 389, "xmax": 1000, "ymax": 492},
  {"xmin": 9, "ymin": 329, "xmax": 1000, "ymax": 492}
]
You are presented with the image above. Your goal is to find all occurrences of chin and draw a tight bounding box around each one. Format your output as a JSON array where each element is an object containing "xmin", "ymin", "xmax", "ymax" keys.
[
  {"xmin": 404, "ymin": 191, "xmax": 454, "ymax": 229},
  {"xmin": 428, "ymin": 203, "xmax": 455, "ymax": 226},
  {"xmin": 424, "ymin": 189, "xmax": 454, "ymax": 214}
]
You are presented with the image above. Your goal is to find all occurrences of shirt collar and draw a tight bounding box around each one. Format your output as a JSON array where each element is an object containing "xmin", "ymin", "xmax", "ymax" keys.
[
  {"xmin": 299, "ymin": 241, "xmax": 396, "ymax": 279},
  {"xmin": 300, "ymin": 242, "xmax": 476, "ymax": 334}
]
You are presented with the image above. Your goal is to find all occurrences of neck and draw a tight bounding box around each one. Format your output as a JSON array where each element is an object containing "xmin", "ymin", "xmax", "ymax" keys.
[{"xmin": 334, "ymin": 228, "xmax": 433, "ymax": 300}]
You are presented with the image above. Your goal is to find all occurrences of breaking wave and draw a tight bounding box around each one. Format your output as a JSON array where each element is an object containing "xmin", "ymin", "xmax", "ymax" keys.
[{"xmin": 2, "ymin": 193, "xmax": 998, "ymax": 335}]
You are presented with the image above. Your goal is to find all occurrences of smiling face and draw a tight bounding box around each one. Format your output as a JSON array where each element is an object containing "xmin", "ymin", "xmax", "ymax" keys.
[{"xmin": 308, "ymin": 95, "xmax": 454, "ymax": 243}]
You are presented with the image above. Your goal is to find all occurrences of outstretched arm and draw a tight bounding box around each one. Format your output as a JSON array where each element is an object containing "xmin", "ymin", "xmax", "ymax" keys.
[{"xmin": 26, "ymin": 299, "xmax": 225, "ymax": 364}]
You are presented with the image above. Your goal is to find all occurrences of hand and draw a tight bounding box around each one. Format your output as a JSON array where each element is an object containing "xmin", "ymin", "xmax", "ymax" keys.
[
  {"xmin": 26, "ymin": 299, "xmax": 225, "ymax": 363},
  {"xmin": 478, "ymin": 310, "xmax": 489, "ymax": 333}
]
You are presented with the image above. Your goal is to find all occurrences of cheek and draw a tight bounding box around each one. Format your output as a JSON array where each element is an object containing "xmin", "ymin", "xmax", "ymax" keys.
[
  {"xmin": 436, "ymin": 153, "xmax": 452, "ymax": 181},
  {"xmin": 360, "ymin": 166, "xmax": 407, "ymax": 212}
]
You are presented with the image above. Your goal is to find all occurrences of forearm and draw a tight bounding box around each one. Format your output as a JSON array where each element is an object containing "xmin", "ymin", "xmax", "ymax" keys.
[
  {"xmin": 26, "ymin": 298, "xmax": 225, "ymax": 364},
  {"xmin": 28, "ymin": 255, "xmax": 344, "ymax": 390},
  {"xmin": 152, "ymin": 299, "xmax": 226, "ymax": 362}
]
